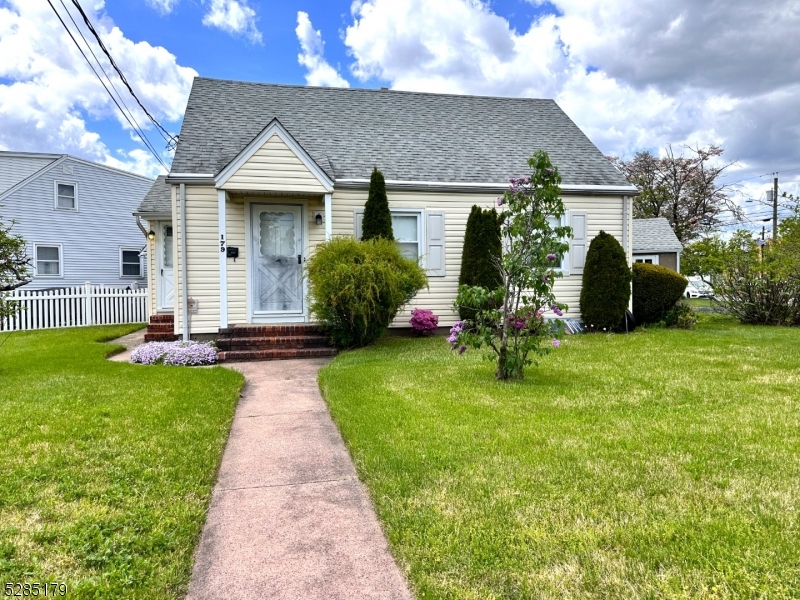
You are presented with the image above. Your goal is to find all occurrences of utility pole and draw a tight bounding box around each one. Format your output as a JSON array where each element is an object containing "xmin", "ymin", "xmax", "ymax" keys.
[{"xmin": 773, "ymin": 175, "xmax": 779, "ymax": 241}]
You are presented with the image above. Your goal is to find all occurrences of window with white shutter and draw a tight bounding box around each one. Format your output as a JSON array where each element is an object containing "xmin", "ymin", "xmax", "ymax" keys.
[{"xmin": 569, "ymin": 211, "xmax": 588, "ymax": 275}]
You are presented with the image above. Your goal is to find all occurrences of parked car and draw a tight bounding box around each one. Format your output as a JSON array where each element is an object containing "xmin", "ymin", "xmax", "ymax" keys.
[{"xmin": 686, "ymin": 276, "xmax": 713, "ymax": 298}]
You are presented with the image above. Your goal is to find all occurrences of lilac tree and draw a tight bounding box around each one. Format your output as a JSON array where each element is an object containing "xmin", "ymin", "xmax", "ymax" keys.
[{"xmin": 450, "ymin": 150, "xmax": 570, "ymax": 380}]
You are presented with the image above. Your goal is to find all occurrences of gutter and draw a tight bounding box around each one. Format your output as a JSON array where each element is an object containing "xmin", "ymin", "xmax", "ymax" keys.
[
  {"xmin": 179, "ymin": 183, "xmax": 189, "ymax": 342},
  {"xmin": 135, "ymin": 215, "xmax": 149, "ymax": 239},
  {"xmin": 334, "ymin": 178, "xmax": 640, "ymax": 196}
]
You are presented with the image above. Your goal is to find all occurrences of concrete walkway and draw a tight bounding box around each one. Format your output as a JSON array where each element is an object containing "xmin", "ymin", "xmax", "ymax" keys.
[
  {"xmin": 107, "ymin": 328, "xmax": 145, "ymax": 362},
  {"xmin": 185, "ymin": 359, "xmax": 414, "ymax": 600}
]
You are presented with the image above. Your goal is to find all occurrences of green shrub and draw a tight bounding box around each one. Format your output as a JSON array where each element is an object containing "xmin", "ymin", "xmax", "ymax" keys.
[
  {"xmin": 307, "ymin": 237, "xmax": 427, "ymax": 348},
  {"xmin": 663, "ymin": 300, "xmax": 698, "ymax": 329},
  {"xmin": 458, "ymin": 205, "xmax": 502, "ymax": 320},
  {"xmin": 361, "ymin": 167, "xmax": 393, "ymax": 241},
  {"xmin": 579, "ymin": 231, "xmax": 632, "ymax": 331},
  {"xmin": 632, "ymin": 262, "xmax": 688, "ymax": 324}
]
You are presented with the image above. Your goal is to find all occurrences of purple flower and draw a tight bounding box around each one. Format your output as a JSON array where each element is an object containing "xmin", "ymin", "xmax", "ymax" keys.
[
  {"xmin": 459, "ymin": 345, "xmax": 467, "ymax": 355},
  {"xmin": 131, "ymin": 341, "xmax": 218, "ymax": 366},
  {"xmin": 410, "ymin": 308, "xmax": 439, "ymax": 335},
  {"xmin": 551, "ymin": 305, "xmax": 564, "ymax": 317},
  {"xmin": 497, "ymin": 198, "xmax": 503, "ymax": 206},
  {"xmin": 545, "ymin": 167, "xmax": 554, "ymax": 174},
  {"xmin": 552, "ymin": 339, "xmax": 561, "ymax": 348},
  {"xmin": 446, "ymin": 333, "xmax": 458, "ymax": 344},
  {"xmin": 547, "ymin": 253, "xmax": 557, "ymax": 262},
  {"xmin": 536, "ymin": 307, "xmax": 546, "ymax": 318}
]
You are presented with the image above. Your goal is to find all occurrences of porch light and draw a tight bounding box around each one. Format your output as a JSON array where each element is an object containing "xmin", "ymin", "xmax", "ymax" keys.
[
  {"xmin": 147, "ymin": 230, "xmax": 156, "ymax": 241},
  {"xmin": 313, "ymin": 211, "xmax": 324, "ymax": 226}
]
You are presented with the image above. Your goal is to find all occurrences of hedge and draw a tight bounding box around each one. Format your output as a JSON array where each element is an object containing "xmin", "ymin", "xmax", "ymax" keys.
[
  {"xmin": 632, "ymin": 262, "xmax": 688, "ymax": 324},
  {"xmin": 579, "ymin": 231, "xmax": 631, "ymax": 331}
]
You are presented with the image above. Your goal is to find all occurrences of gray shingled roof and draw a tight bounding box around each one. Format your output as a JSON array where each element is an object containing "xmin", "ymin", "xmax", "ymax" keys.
[
  {"xmin": 633, "ymin": 218, "xmax": 683, "ymax": 253},
  {"xmin": 136, "ymin": 175, "xmax": 171, "ymax": 214},
  {"xmin": 170, "ymin": 78, "xmax": 631, "ymax": 187}
]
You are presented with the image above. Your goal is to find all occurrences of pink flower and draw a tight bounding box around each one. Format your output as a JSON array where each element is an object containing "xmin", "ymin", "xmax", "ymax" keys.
[
  {"xmin": 497, "ymin": 198, "xmax": 503, "ymax": 206},
  {"xmin": 552, "ymin": 339, "xmax": 561, "ymax": 348}
]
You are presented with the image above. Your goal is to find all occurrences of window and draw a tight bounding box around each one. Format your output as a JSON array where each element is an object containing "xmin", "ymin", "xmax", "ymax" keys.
[
  {"xmin": 547, "ymin": 214, "xmax": 568, "ymax": 271},
  {"xmin": 634, "ymin": 255, "xmax": 659, "ymax": 265},
  {"xmin": 55, "ymin": 181, "xmax": 77, "ymax": 210},
  {"xmin": 34, "ymin": 244, "xmax": 62, "ymax": 277},
  {"xmin": 120, "ymin": 247, "xmax": 143, "ymax": 277},
  {"xmin": 391, "ymin": 210, "xmax": 424, "ymax": 262}
]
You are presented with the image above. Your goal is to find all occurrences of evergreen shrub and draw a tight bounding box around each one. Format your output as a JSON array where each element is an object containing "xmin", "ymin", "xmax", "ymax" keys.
[
  {"xmin": 361, "ymin": 167, "xmax": 393, "ymax": 241},
  {"xmin": 579, "ymin": 231, "xmax": 632, "ymax": 331},
  {"xmin": 458, "ymin": 205, "xmax": 502, "ymax": 320},
  {"xmin": 632, "ymin": 262, "xmax": 688, "ymax": 324}
]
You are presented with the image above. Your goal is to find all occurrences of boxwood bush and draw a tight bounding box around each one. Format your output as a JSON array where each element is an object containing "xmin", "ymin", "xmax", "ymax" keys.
[
  {"xmin": 307, "ymin": 237, "xmax": 427, "ymax": 348},
  {"xmin": 632, "ymin": 262, "xmax": 688, "ymax": 324},
  {"xmin": 579, "ymin": 231, "xmax": 632, "ymax": 331}
]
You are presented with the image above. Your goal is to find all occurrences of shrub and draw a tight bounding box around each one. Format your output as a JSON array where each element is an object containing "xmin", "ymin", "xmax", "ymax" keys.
[
  {"xmin": 632, "ymin": 262, "xmax": 688, "ymax": 324},
  {"xmin": 663, "ymin": 300, "xmax": 698, "ymax": 329},
  {"xmin": 458, "ymin": 205, "xmax": 502, "ymax": 320},
  {"xmin": 409, "ymin": 308, "xmax": 439, "ymax": 335},
  {"xmin": 130, "ymin": 341, "xmax": 218, "ymax": 366},
  {"xmin": 307, "ymin": 237, "xmax": 427, "ymax": 348},
  {"xmin": 579, "ymin": 231, "xmax": 631, "ymax": 331},
  {"xmin": 361, "ymin": 167, "xmax": 393, "ymax": 241}
]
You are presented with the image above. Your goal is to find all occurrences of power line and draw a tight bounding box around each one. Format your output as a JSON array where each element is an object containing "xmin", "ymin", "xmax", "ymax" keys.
[
  {"xmin": 69, "ymin": 0, "xmax": 177, "ymax": 148},
  {"xmin": 45, "ymin": 0, "xmax": 168, "ymax": 170}
]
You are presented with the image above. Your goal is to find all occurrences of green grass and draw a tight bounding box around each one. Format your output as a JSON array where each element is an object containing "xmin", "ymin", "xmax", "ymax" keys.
[
  {"xmin": 686, "ymin": 297, "xmax": 713, "ymax": 309},
  {"xmin": 0, "ymin": 326, "xmax": 244, "ymax": 598},
  {"xmin": 319, "ymin": 315, "xmax": 800, "ymax": 599}
]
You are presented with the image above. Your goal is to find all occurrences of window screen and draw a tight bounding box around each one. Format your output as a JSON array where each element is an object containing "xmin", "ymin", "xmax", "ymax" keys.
[
  {"xmin": 36, "ymin": 245, "xmax": 60, "ymax": 276},
  {"xmin": 56, "ymin": 183, "xmax": 76, "ymax": 209},
  {"xmin": 121, "ymin": 249, "xmax": 142, "ymax": 276},
  {"xmin": 392, "ymin": 213, "xmax": 421, "ymax": 260}
]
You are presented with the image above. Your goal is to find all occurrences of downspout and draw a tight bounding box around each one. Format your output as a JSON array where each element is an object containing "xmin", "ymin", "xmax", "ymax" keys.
[
  {"xmin": 179, "ymin": 183, "xmax": 189, "ymax": 342},
  {"xmin": 623, "ymin": 195, "xmax": 632, "ymax": 315},
  {"xmin": 135, "ymin": 215, "xmax": 149, "ymax": 239}
]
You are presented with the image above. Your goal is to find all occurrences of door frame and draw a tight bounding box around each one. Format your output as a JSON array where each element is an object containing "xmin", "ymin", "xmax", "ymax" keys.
[
  {"xmin": 155, "ymin": 220, "xmax": 175, "ymax": 312},
  {"xmin": 245, "ymin": 200, "xmax": 309, "ymax": 323}
]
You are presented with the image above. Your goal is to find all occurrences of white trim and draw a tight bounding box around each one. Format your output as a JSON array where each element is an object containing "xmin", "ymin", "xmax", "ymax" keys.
[
  {"xmin": 335, "ymin": 178, "xmax": 639, "ymax": 195},
  {"xmin": 218, "ymin": 190, "xmax": 228, "ymax": 328},
  {"xmin": 324, "ymin": 193, "xmax": 332, "ymax": 241},
  {"xmin": 119, "ymin": 246, "xmax": 144, "ymax": 278},
  {"xmin": 156, "ymin": 221, "xmax": 175, "ymax": 311},
  {"xmin": 0, "ymin": 151, "xmax": 62, "ymax": 160},
  {"xmin": 165, "ymin": 173, "xmax": 216, "ymax": 185},
  {"xmin": 214, "ymin": 119, "xmax": 334, "ymax": 192},
  {"xmin": 547, "ymin": 212, "xmax": 570, "ymax": 276},
  {"xmin": 633, "ymin": 254, "xmax": 660, "ymax": 265},
  {"xmin": 391, "ymin": 208, "xmax": 426, "ymax": 267},
  {"xmin": 53, "ymin": 179, "xmax": 78, "ymax": 211},
  {"xmin": 32, "ymin": 242, "xmax": 63, "ymax": 278}
]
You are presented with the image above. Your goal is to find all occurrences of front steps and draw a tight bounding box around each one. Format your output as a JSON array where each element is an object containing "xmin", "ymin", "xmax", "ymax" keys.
[
  {"xmin": 144, "ymin": 313, "xmax": 178, "ymax": 342},
  {"xmin": 216, "ymin": 324, "xmax": 337, "ymax": 362}
]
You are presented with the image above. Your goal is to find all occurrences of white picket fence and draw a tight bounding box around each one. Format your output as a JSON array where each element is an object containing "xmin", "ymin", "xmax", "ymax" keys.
[{"xmin": 1, "ymin": 282, "xmax": 149, "ymax": 332}]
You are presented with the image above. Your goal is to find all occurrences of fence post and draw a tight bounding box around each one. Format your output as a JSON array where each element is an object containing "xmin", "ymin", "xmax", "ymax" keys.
[{"xmin": 84, "ymin": 282, "xmax": 93, "ymax": 326}]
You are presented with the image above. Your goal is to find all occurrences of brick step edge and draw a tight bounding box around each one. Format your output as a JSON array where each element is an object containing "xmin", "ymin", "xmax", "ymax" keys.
[
  {"xmin": 218, "ymin": 348, "xmax": 337, "ymax": 362},
  {"xmin": 146, "ymin": 323, "xmax": 175, "ymax": 332},
  {"xmin": 144, "ymin": 333, "xmax": 179, "ymax": 342},
  {"xmin": 219, "ymin": 324, "xmax": 322, "ymax": 337},
  {"xmin": 149, "ymin": 315, "xmax": 175, "ymax": 323},
  {"xmin": 216, "ymin": 335, "xmax": 331, "ymax": 349}
]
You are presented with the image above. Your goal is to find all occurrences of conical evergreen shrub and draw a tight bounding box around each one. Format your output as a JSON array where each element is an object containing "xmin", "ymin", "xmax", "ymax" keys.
[
  {"xmin": 579, "ymin": 231, "xmax": 632, "ymax": 331},
  {"xmin": 458, "ymin": 205, "xmax": 502, "ymax": 320},
  {"xmin": 361, "ymin": 167, "xmax": 393, "ymax": 241}
]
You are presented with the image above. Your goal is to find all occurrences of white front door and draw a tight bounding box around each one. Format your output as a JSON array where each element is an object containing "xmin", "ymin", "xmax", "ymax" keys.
[
  {"xmin": 250, "ymin": 204, "xmax": 304, "ymax": 319},
  {"xmin": 157, "ymin": 223, "xmax": 174, "ymax": 310}
]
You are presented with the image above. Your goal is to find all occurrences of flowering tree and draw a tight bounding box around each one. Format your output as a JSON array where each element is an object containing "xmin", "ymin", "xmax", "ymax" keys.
[
  {"xmin": 450, "ymin": 150, "xmax": 571, "ymax": 380},
  {"xmin": 0, "ymin": 214, "xmax": 30, "ymax": 320}
]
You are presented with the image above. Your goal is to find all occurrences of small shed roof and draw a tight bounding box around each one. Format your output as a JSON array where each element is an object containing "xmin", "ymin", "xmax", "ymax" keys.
[
  {"xmin": 135, "ymin": 175, "xmax": 171, "ymax": 215},
  {"xmin": 632, "ymin": 218, "xmax": 683, "ymax": 253}
]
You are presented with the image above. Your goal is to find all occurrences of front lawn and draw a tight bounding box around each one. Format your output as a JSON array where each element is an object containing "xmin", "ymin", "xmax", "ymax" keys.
[
  {"xmin": 319, "ymin": 315, "xmax": 800, "ymax": 599},
  {"xmin": 0, "ymin": 326, "xmax": 243, "ymax": 598}
]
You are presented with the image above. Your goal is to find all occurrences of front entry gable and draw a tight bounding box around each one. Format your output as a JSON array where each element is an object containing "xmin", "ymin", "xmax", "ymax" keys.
[{"xmin": 216, "ymin": 119, "xmax": 333, "ymax": 194}]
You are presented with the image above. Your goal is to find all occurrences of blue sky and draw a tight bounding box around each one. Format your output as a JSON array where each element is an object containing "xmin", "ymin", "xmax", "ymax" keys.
[{"xmin": 1, "ymin": 0, "xmax": 798, "ymax": 229}]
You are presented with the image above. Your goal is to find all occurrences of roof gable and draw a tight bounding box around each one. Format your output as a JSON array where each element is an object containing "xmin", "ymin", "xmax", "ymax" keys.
[
  {"xmin": 632, "ymin": 218, "xmax": 683, "ymax": 253},
  {"xmin": 171, "ymin": 78, "xmax": 633, "ymax": 188}
]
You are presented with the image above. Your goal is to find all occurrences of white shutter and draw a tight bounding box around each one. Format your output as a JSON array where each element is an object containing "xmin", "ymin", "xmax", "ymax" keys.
[
  {"xmin": 570, "ymin": 211, "xmax": 587, "ymax": 275},
  {"xmin": 354, "ymin": 209, "xmax": 364, "ymax": 240},
  {"xmin": 426, "ymin": 210, "xmax": 446, "ymax": 276}
]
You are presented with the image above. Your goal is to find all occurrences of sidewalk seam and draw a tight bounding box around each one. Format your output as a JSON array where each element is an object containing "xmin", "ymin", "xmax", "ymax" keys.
[{"xmin": 218, "ymin": 476, "xmax": 355, "ymax": 493}]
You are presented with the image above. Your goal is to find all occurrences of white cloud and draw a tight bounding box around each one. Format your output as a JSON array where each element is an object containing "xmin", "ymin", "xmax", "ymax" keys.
[
  {"xmin": 295, "ymin": 12, "xmax": 349, "ymax": 88},
  {"xmin": 144, "ymin": 0, "xmax": 180, "ymax": 15},
  {"xmin": 202, "ymin": 0, "xmax": 263, "ymax": 44},
  {"xmin": 341, "ymin": 0, "xmax": 800, "ymax": 200},
  {"xmin": 0, "ymin": 0, "xmax": 196, "ymax": 177}
]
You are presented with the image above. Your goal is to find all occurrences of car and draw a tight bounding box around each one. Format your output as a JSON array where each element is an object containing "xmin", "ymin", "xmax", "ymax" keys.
[{"xmin": 685, "ymin": 276, "xmax": 714, "ymax": 298}]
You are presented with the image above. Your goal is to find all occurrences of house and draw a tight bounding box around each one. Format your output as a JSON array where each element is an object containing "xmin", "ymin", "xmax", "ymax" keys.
[
  {"xmin": 0, "ymin": 151, "xmax": 153, "ymax": 290},
  {"xmin": 632, "ymin": 218, "xmax": 683, "ymax": 272},
  {"xmin": 135, "ymin": 78, "xmax": 637, "ymax": 346}
]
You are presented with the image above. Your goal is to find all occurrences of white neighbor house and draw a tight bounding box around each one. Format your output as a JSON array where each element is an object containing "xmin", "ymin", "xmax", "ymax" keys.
[
  {"xmin": 0, "ymin": 151, "xmax": 154, "ymax": 290},
  {"xmin": 136, "ymin": 79, "xmax": 638, "ymax": 339}
]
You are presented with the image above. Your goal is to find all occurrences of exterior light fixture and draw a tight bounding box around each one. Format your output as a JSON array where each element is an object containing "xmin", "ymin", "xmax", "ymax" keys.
[{"xmin": 147, "ymin": 230, "xmax": 156, "ymax": 241}]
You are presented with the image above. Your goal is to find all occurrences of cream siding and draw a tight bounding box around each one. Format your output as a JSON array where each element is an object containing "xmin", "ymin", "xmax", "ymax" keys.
[
  {"xmin": 173, "ymin": 185, "xmax": 220, "ymax": 334},
  {"xmin": 144, "ymin": 220, "xmax": 157, "ymax": 316},
  {"xmin": 220, "ymin": 135, "xmax": 328, "ymax": 194}
]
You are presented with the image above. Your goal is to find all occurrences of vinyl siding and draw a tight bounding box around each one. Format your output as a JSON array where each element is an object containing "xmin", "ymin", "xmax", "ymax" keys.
[
  {"xmin": 0, "ymin": 155, "xmax": 57, "ymax": 194},
  {"xmin": 220, "ymin": 134, "xmax": 328, "ymax": 194},
  {"xmin": 173, "ymin": 186, "xmax": 220, "ymax": 334},
  {"xmin": 144, "ymin": 219, "xmax": 158, "ymax": 316},
  {"xmin": 2, "ymin": 157, "xmax": 151, "ymax": 290}
]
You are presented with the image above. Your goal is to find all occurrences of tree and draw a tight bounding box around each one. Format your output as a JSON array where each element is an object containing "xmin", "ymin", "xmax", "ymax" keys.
[
  {"xmin": 579, "ymin": 231, "xmax": 631, "ymax": 331},
  {"xmin": 451, "ymin": 150, "xmax": 570, "ymax": 380},
  {"xmin": 458, "ymin": 205, "xmax": 501, "ymax": 319},
  {"xmin": 609, "ymin": 144, "xmax": 739, "ymax": 244},
  {"xmin": 0, "ymin": 215, "xmax": 30, "ymax": 320},
  {"xmin": 361, "ymin": 167, "xmax": 393, "ymax": 241}
]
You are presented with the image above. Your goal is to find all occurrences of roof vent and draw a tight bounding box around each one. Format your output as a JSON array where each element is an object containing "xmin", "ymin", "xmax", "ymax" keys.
[{"xmin": 380, "ymin": 87, "xmax": 389, "ymax": 91}]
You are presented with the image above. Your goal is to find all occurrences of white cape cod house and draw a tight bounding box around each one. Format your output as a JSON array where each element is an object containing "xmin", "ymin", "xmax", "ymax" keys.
[{"xmin": 136, "ymin": 78, "xmax": 636, "ymax": 348}]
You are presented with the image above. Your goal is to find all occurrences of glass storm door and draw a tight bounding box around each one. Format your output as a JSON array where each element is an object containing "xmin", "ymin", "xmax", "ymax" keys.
[
  {"xmin": 158, "ymin": 223, "xmax": 174, "ymax": 310},
  {"xmin": 251, "ymin": 204, "xmax": 304, "ymax": 316}
]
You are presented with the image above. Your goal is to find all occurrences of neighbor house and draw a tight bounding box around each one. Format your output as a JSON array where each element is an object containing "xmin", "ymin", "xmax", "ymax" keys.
[
  {"xmin": 632, "ymin": 218, "xmax": 683, "ymax": 272},
  {"xmin": 135, "ymin": 78, "xmax": 637, "ymax": 346},
  {"xmin": 0, "ymin": 151, "xmax": 153, "ymax": 290}
]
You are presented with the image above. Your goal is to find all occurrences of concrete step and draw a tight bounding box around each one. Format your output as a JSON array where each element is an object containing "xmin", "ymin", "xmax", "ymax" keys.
[{"xmin": 217, "ymin": 347, "xmax": 337, "ymax": 362}]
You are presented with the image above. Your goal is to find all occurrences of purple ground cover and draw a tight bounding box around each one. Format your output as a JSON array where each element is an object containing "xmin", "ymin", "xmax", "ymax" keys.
[{"xmin": 130, "ymin": 341, "xmax": 218, "ymax": 366}]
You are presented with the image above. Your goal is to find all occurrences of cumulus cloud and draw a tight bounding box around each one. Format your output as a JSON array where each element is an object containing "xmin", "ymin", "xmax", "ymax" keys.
[
  {"xmin": 295, "ymin": 12, "xmax": 349, "ymax": 88},
  {"xmin": 0, "ymin": 0, "xmax": 196, "ymax": 177},
  {"xmin": 144, "ymin": 0, "xmax": 180, "ymax": 15},
  {"xmin": 341, "ymin": 0, "xmax": 800, "ymax": 200},
  {"xmin": 202, "ymin": 0, "xmax": 263, "ymax": 44}
]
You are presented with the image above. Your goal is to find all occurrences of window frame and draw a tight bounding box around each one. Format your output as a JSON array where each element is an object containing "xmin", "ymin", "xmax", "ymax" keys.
[
  {"xmin": 546, "ymin": 211, "xmax": 570, "ymax": 276},
  {"xmin": 634, "ymin": 254, "xmax": 659, "ymax": 265},
  {"xmin": 119, "ymin": 246, "xmax": 144, "ymax": 278},
  {"xmin": 33, "ymin": 243, "xmax": 63, "ymax": 278},
  {"xmin": 390, "ymin": 208, "xmax": 425, "ymax": 267},
  {"xmin": 54, "ymin": 180, "xmax": 78, "ymax": 211}
]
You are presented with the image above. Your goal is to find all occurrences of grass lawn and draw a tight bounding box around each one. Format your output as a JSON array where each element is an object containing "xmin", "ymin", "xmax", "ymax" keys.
[
  {"xmin": 319, "ymin": 315, "xmax": 800, "ymax": 599},
  {"xmin": 0, "ymin": 326, "xmax": 244, "ymax": 598},
  {"xmin": 686, "ymin": 297, "xmax": 714, "ymax": 309}
]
